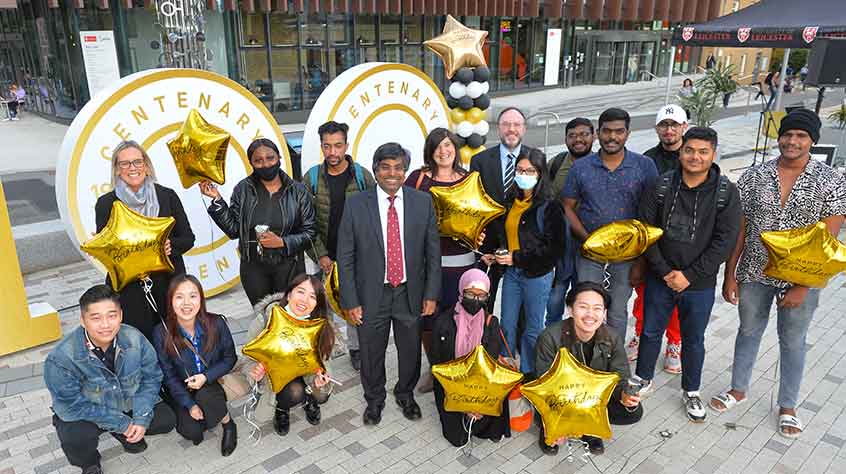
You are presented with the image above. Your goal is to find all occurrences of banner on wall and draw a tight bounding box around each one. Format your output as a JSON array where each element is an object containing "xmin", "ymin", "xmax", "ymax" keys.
[
  {"xmin": 544, "ymin": 29, "xmax": 562, "ymax": 87},
  {"xmin": 301, "ymin": 63, "xmax": 451, "ymax": 172},
  {"xmin": 56, "ymin": 68, "xmax": 291, "ymax": 297},
  {"xmin": 79, "ymin": 31, "xmax": 122, "ymax": 100}
]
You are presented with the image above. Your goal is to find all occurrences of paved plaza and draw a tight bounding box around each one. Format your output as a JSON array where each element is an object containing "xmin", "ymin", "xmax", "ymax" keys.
[{"xmin": 1, "ymin": 109, "xmax": 845, "ymax": 474}]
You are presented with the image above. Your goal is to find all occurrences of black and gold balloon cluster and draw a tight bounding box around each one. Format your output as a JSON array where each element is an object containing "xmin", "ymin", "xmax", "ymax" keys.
[{"xmin": 447, "ymin": 66, "xmax": 491, "ymax": 165}]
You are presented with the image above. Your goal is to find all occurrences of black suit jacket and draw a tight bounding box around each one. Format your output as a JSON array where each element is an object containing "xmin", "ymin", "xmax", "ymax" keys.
[{"xmin": 336, "ymin": 186, "xmax": 441, "ymax": 318}]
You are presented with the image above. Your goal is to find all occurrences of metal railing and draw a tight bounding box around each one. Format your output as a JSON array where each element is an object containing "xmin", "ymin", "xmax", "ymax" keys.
[{"xmin": 526, "ymin": 111, "xmax": 563, "ymax": 153}]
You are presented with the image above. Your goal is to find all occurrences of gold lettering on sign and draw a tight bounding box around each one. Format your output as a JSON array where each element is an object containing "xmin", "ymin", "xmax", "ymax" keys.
[
  {"xmin": 236, "ymin": 113, "xmax": 250, "ymax": 131},
  {"xmin": 153, "ymin": 96, "xmax": 166, "ymax": 113},
  {"xmin": 360, "ymin": 92, "xmax": 371, "ymax": 108},
  {"xmin": 216, "ymin": 256, "xmax": 230, "ymax": 273},
  {"xmin": 198, "ymin": 264, "xmax": 209, "ymax": 279},
  {"xmin": 100, "ymin": 146, "xmax": 111, "ymax": 161},
  {"xmin": 131, "ymin": 106, "xmax": 149, "ymax": 126},
  {"xmin": 400, "ymin": 82, "xmax": 409, "ymax": 95},
  {"xmin": 113, "ymin": 123, "xmax": 130, "ymax": 141},
  {"xmin": 349, "ymin": 105, "xmax": 359, "ymax": 119},
  {"xmin": 218, "ymin": 102, "xmax": 231, "ymax": 118},
  {"xmin": 411, "ymin": 89, "xmax": 421, "ymax": 101},
  {"xmin": 374, "ymin": 84, "xmax": 382, "ymax": 96},
  {"xmin": 177, "ymin": 91, "xmax": 189, "ymax": 109},
  {"xmin": 198, "ymin": 93, "xmax": 212, "ymax": 110}
]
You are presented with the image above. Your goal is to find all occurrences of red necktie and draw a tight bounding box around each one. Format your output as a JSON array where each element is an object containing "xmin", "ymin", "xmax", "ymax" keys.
[{"xmin": 386, "ymin": 195, "xmax": 404, "ymax": 287}]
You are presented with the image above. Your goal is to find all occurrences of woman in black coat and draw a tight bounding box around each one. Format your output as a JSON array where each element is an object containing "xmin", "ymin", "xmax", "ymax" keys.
[
  {"xmin": 430, "ymin": 268, "xmax": 510, "ymax": 447},
  {"xmin": 95, "ymin": 141, "xmax": 195, "ymax": 342}
]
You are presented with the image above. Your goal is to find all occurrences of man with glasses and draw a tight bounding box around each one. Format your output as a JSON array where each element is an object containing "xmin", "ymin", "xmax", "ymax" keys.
[
  {"xmin": 470, "ymin": 107, "xmax": 543, "ymax": 311},
  {"xmin": 626, "ymin": 105, "xmax": 689, "ymax": 369},
  {"xmin": 562, "ymin": 108, "xmax": 658, "ymax": 342}
]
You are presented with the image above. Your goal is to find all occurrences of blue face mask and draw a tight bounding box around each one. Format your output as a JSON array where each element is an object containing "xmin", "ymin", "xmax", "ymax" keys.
[{"xmin": 514, "ymin": 174, "xmax": 538, "ymax": 190}]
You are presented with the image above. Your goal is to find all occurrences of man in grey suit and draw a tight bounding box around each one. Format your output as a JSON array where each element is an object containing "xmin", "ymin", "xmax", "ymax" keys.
[{"xmin": 337, "ymin": 142, "xmax": 441, "ymax": 425}]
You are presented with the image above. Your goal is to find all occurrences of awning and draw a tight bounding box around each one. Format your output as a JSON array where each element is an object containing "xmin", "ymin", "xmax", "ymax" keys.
[{"xmin": 672, "ymin": 0, "xmax": 846, "ymax": 48}]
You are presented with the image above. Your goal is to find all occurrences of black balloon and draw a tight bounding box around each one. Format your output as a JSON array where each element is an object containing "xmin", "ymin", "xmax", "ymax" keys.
[
  {"xmin": 474, "ymin": 66, "xmax": 491, "ymax": 83},
  {"xmin": 458, "ymin": 95, "xmax": 474, "ymax": 110},
  {"xmin": 454, "ymin": 135, "xmax": 466, "ymax": 148},
  {"xmin": 447, "ymin": 95, "xmax": 459, "ymax": 109},
  {"xmin": 455, "ymin": 68, "xmax": 474, "ymax": 85},
  {"xmin": 467, "ymin": 133, "xmax": 485, "ymax": 148},
  {"xmin": 474, "ymin": 94, "xmax": 490, "ymax": 110}
]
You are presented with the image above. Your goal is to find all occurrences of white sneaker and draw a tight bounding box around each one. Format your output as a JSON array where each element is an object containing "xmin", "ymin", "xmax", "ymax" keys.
[
  {"xmin": 626, "ymin": 336, "xmax": 640, "ymax": 361},
  {"xmin": 683, "ymin": 391, "xmax": 706, "ymax": 423},
  {"xmin": 664, "ymin": 343, "xmax": 682, "ymax": 374},
  {"xmin": 632, "ymin": 375, "xmax": 653, "ymax": 397}
]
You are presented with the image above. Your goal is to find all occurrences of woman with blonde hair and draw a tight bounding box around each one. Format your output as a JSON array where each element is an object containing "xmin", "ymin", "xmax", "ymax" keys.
[{"xmin": 95, "ymin": 140, "xmax": 195, "ymax": 341}]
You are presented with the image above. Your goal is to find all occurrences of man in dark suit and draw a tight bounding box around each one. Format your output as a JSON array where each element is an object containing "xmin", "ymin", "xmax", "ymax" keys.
[
  {"xmin": 470, "ymin": 106, "xmax": 543, "ymax": 311},
  {"xmin": 337, "ymin": 142, "xmax": 441, "ymax": 425}
]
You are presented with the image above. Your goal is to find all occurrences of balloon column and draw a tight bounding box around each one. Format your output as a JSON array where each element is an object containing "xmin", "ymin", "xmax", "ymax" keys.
[{"xmin": 424, "ymin": 15, "xmax": 492, "ymax": 166}]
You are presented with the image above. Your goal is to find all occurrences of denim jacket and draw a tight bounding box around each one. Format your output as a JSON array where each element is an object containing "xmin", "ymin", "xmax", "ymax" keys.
[{"xmin": 44, "ymin": 325, "xmax": 163, "ymax": 433}]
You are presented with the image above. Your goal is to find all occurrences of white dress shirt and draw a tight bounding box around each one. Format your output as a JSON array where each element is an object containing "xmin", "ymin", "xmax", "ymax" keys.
[{"xmin": 376, "ymin": 185, "xmax": 407, "ymax": 284}]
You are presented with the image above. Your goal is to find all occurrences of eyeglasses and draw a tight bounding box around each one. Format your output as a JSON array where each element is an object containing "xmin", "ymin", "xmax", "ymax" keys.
[
  {"xmin": 656, "ymin": 122, "xmax": 683, "ymax": 130},
  {"xmin": 515, "ymin": 168, "xmax": 538, "ymax": 176},
  {"xmin": 462, "ymin": 291, "xmax": 488, "ymax": 302},
  {"xmin": 117, "ymin": 159, "xmax": 145, "ymax": 170},
  {"xmin": 567, "ymin": 131, "xmax": 593, "ymax": 140},
  {"xmin": 251, "ymin": 156, "xmax": 278, "ymax": 167},
  {"xmin": 498, "ymin": 121, "xmax": 525, "ymax": 130}
]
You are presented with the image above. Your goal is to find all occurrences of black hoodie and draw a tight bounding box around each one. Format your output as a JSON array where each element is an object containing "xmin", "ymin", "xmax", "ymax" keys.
[{"xmin": 638, "ymin": 164, "xmax": 742, "ymax": 290}]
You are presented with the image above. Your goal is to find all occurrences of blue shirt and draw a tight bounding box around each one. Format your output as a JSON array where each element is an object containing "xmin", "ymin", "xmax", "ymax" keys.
[
  {"xmin": 178, "ymin": 323, "xmax": 205, "ymax": 374},
  {"xmin": 561, "ymin": 149, "xmax": 658, "ymax": 234},
  {"xmin": 499, "ymin": 143, "xmax": 522, "ymax": 187}
]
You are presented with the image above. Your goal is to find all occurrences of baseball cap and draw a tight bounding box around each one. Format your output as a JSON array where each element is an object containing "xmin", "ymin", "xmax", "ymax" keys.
[{"xmin": 655, "ymin": 104, "xmax": 688, "ymax": 125}]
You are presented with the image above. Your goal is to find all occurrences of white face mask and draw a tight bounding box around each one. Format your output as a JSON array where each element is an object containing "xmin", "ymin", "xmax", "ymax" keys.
[{"xmin": 514, "ymin": 174, "xmax": 538, "ymax": 190}]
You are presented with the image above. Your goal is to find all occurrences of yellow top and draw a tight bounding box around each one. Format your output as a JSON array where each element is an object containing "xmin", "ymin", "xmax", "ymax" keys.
[{"xmin": 505, "ymin": 197, "xmax": 532, "ymax": 252}]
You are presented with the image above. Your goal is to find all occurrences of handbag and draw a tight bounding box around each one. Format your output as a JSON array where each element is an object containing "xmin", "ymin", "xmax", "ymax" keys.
[
  {"xmin": 498, "ymin": 329, "xmax": 532, "ymax": 432},
  {"xmin": 182, "ymin": 337, "xmax": 251, "ymax": 401}
]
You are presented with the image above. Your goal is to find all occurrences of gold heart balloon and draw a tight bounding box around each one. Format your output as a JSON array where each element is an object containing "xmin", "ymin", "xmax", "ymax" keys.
[
  {"xmin": 424, "ymin": 15, "xmax": 488, "ymax": 79},
  {"xmin": 167, "ymin": 108, "xmax": 231, "ymax": 189},
  {"xmin": 428, "ymin": 171, "xmax": 505, "ymax": 250},
  {"xmin": 242, "ymin": 305, "xmax": 326, "ymax": 393},
  {"xmin": 521, "ymin": 348, "xmax": 620, "ymax": 445},
  {"xmin": 761, "ymin": 221, "xmax": 846, "ymax": 288},
  {"xmin": 81, "ymin": 201, "xmax": 175, "ymax": 291},
  {"xmin": 324, "ymin": 262, "xmax": 355, "ymax": 325},
  {"xmin": 582, "ymin": 219, "xmax": 664, "ymax": 263},
  {"xmin": 432, "ymin": 345, "xmax": 523, "ymax": 417}
]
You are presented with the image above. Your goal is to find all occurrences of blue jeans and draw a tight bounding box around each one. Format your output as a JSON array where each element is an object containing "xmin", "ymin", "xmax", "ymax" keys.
[
  {"xmin": 730, "ymin": 282, "xmax": 820, "ymax": 409},
  {"xmin": 500, "ymin": 267, "xmax": 553, "ymax": 375},
  {"xmin": 576, "ymin": 255, "xmax": 633, "ymax": 341},
  {"xmin": 545, "ymin": 274, "xmax": 575, "ymax": 327},
  {"xmin": 635, "ymin": 275, "xmax": 715, "ymax": 391}
]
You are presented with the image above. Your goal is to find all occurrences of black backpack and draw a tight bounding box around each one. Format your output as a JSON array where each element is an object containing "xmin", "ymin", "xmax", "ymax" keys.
[{"xmin": 655, "ymin": 174, "xmax": 730, "ymax": 214}]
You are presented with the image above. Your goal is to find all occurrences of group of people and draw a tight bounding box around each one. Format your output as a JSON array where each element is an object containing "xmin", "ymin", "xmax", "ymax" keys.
[{"xmin": 44, "ymin": 100, "xmax": 845, "ymax": 473}]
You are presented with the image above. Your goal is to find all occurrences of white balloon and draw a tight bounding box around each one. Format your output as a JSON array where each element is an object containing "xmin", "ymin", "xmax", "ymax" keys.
[
  {"xmin": 456, "ymin": 121, "xmax": 474, "ymax": 138},
  {"xmin": 466, "ymin": 81, "xmax": 483, "ymax": 99},
  {"xmin": 449, "ymin": 82, "xmax": 467, "ymax": 99},
  {"xmin": 481, "ymin": 81, "xmax": 490, "ymax": 94},
  {"xmin": 474, "ymin": 120, "xmax": 490, "ymax": 136}
]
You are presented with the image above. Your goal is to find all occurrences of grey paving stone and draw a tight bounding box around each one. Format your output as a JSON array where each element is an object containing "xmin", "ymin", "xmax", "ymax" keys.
[
  {"xmin": 636, "ymin": 458, "xmax": 665, "ymax": 474},
  {"xmin": 298, "ymin": 422, "xmax": 331, "ymax": 441},
  {"xmin": 0, "ymin": 364, "xmax": 33, "ymax": 383},
  {"xmin": 0, "ymin": 449, "xmax": 8, "ymax": 461},
  {"xmin": 764, "ymin": 439, "xmax": 791, "ymax": 455},
  {"xmin": 34, "ymin": 457, "xmax": 68, "ymax": 474},
  {"xmin": 344, "ymin": 441, "xmax": 367, "ymax": 456},
  {"xmin": 331, "ymin": 420, "xmax": 357, "ymax": 434},
  {"xmin": 772, "ymin": 462, "xmax": 797, "ymax": 474},
  {"xmin": 5, "ymin": 375, "xmax": 45, "ymax": 395},
  {"xmin": 823, "ymin": 374, "xmax": 844, "ymax": 384},
  {"xmin": 28, "ymin": 442, "xmax": 56, "ymax": 459},
  {"xmin": 457, "ymin": 453, "xmax": 480, "ymax": 468},
  {"xmin": 821, "ymin": 433, "xmax": 846, "ymax": 448},
  {"xmin": 1, "ymin": 416, "xmax": 52, "ymax": 440},
  {"xmin": 381, "ymin": 435, "xmax": 404, "ymax": 449},
  {"xmin": 100, "ymin": 444, "xmax": 124, "ymax": 461},
  {"xmin": 801, "ymin": 401, "xmax": 823, "ymax": 413},
  {"xmin": 297, "ymin": 464, "xmax": 323, "ymax": 474},
  {"xmin": 521, "ymin": 442, "xmax": 544, "ymax": 461},
  {"xmin": 262, "ymin": 447, "xmax": 299, "ymax": 471},
  {"xmin": 693, "ymin": 454, "xmax": 725, "ymax": 474}
]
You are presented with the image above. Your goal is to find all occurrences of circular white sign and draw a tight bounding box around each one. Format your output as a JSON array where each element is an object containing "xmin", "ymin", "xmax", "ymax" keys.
[
  {"xmin": 301, "ymin": 63, "xmax": 451, "ymax": 172},
  {"xmin": 56, "ymin": 68, "xmax": 291, "ymax": 297}
]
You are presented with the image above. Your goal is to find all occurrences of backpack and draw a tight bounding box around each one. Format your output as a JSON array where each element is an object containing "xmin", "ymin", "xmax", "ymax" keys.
[
  {"xmin": 655, "ymin": 173, "xmax": 730, "ymax": 214},
  {"xmin": 764, "ymin": 72, "xmax": 774, "ymax": 86},
  {"xmin": 548, "ymin": 152, "xmax": 568, "ymax": 179},
  {"xmin": 307, "ymin": 162, "xmax": 366, "ymax": 195}
]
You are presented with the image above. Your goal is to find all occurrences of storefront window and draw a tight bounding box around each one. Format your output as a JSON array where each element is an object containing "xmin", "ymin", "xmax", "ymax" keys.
[
  {"xmin": 243, "ymin": 48, "xmax": 271, "ymax": 109},
  {"xmin": 125, "ymin": 8, "xmax": 160, "ymax": 72},
  {"xmin": 329, "ymin": 13, "xmax": 352, "ymax": 46},
  {"xmin": 301, "ymin": 13, "xmax": 326, "ymax": 47},
  {"xmin": 241, "ymin": 12, "xmax": 265, "ymax": 46},
  {"xmin": 499, "ymin": 17, "xmax": 517, "ymax": 89},
  {"xmin": 269, "ymin": 13, "xmax": 297, "ymax": 46},
  {"xmin": 381, "ymin": 14, "xmax": 401, "ymax": 62},
  {"xmin": 527, "ymin": 18, "xmax": 547, "ymax": 86},
  {"xmin": 301, "ymin": 48, "xmax": 327, "ymax": 109},
  {"xmin": 481, "ymin": 16, "xmax": 499, "ymax": 91},
  {"xmin": 403, "ymin": 16, "xmax": 423, "ymax": 71},
  {"xmin": 270, "ymin": 48, "xmax": 300, "ymax": 112},
  {"xmin": 356, "ymin": 14, "xmax": 377, "ymax": 62}
]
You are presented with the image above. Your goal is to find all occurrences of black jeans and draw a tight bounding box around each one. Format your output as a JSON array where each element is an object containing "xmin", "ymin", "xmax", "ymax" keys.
[
  {"xmin": 172, "ymin": 383, "xmax": 229, "ymax": 444},
  {"xmin": 52, "ymin": 402, "xmax": 176, "ymax": 468},
  {"xmin": 239, "ymin": 257, "xmax": 298, "ymax": 306}
]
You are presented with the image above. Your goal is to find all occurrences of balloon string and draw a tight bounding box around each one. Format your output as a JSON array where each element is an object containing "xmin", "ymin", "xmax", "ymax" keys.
[
  {"xmin": 456, "ymin": 415, "xmax": 476, "ymax": 456},
  {"xmin": 243, "ymin": 381, "xmax": 262, "ymax": 445},
  {"xmin": 602, "ymin": 263, "xmax": 611, "ymax": 290},
  {"xmin": 140, "ymin": 277, "xmax": 158, "ymax": 313},
  {"xmin": 198, "ymin": 189, "xmax": 229, "ymax": 284}
]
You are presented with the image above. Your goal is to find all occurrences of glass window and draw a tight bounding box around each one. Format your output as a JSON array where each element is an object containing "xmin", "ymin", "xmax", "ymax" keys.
[
  {"xmin": 329, "ymin": 47, "xmax": 356, "ymax": 78},
  {"xmin": 329, "ymin": 13, "xmax": 353, "ymax": 46},
  {"xmin": 269, "ymin": 13, "xmax": 297, "ymax": 46},
  {"xmin": 481, "ymin": 16, "xmax": 499, "ymax": 91},
  {"xmin": 301, "ymin": 13, "xmax": 326, "ymax": 47},
  {"xmin": 241, "ymin": 12, "xmax": 265, "ymax": 46},
  {"xmin": 404, "ymin": 15, "xmax": 423, "ymax": 44},
  {"xmin": 125, "ymin": 8, "xmax": 160, "ymax": 73},
  {"xmin": 301, "ymin": 49, "xmax": 327, "ymax": 109},
  {"xmin": 381, "ymin": 14, "xmax": 401, "ymax": 45},
  {"xmin": 270, "ymin": 48, "xmax": 300, "ymax": 112},
  {"xmin": 356, "ymin": 14, "xmax": 376, "ymax": 47},
  {"xmin": 243, "ymin": 48, "xmax": 271, "ymax": 108}
]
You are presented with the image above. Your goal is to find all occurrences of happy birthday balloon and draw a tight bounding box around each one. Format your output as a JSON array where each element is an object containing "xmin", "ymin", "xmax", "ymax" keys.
[
  {"xmin": 324, "ymin": 262, "xmax": 355, "ymax": 325},
  {"xmin": 167, "ymin": 108, "xmax": 231, "ymax": 188},
  {"xmin": 424, "ymin": 15, "xmax": 488, "ymax": 79},
  {"xmin": 429, "ymin": 171, "xmax": 505, "ymax": 250},
  {"xmin": 761, "ymin": 221, "xmax": 846, "ymax": 288},
  {"xmin": 81, "ymin": 201, "xmax": 175, "ymax": 291},
  {"xmin": 432, "ymin": 345, "xmax": 523, "ymax": 417},
  {"xmin": 521, "ymin": 348, "xmax": 620, "ymax": 445},
  {"xmin": 242, "ymin": 306, "xmax": 326, "ymax": 393},
  {"xmin": 582, "ymin": 219, "xmax": 663, "ymax": 263}
]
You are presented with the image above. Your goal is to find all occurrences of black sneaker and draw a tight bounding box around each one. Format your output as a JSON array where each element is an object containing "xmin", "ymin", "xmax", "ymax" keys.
[
  {"xmin": 350, "ymin": 350, "xmax": 361, "ymax": 371},
  {"xmin": 538, "ymin": 435, "xmax": 559, "ymax": 456},
  {"xmin": 274, "ymin": 408, "xmax": 290, "ymax": 436},
  {"xmin": 111, "ymin": 433, "xmax": 147, "ymax": 454},
  {"xmin": 581, "ymin": 435, "xmax": 605, "ymax": 455},
  {"xmin": 82, "ymin": 464, "xmax": 103, "ymax": 474},
  {"xmin": 304, "ymin": 394, "xmax": 321, "ymax": 425}
]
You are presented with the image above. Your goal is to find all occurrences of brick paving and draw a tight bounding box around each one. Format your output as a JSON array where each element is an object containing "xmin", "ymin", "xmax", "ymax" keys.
[{"xmin": 1, "ymin": 112, "xmax": 846, "ymax": 473}]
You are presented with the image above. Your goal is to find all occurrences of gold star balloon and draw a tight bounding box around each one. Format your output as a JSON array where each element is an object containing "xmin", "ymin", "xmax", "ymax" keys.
[
  {"xmin": 582, "ymin": 219, "xmax": 664, "ymax": 263},
  {"xmin": 521, "ymin": 348, "xmax": 620, "ymax": 445},
  {"xmin": 761, "ymin": 221, "xmax": 846, "ymax": 288},
  {"xmin": 324, "ymin": 262, "xmax": 355, "ymax": 325},
  {"xmin": 424, "ymin": 15, "xmax": 488, "ymax": 79},
  {"xmin": 432, "ymin": 345, "xmax": 523, "ymax": 417},
  {"xmin": 242, "ymin": 305, "xmax": 326, "ymax": 393},
  {"xmin": 80, "ymin": 201, "xmax": 175, "ymax": 292},
  {"xmin": 429, "ymin": 171, "xmax": 506, "ymax": 250},
  {"xmin": 167, "ymin": 108, "xmax": 231, "ymax": 189}
]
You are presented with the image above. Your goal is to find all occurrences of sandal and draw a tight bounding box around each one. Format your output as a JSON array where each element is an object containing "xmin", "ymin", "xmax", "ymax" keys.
[
  {"xmin": 778, "ymin": 414, "xmax": 804, "ymax": 439},
  {"xmin": 709, "ymin": 391, "xmax": 747, "ymax": 413}
]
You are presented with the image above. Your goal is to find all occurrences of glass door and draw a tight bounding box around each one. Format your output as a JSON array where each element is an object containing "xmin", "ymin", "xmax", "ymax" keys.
[
  {"xmin": 611, "ymin": 41, "xmax": 626, "ymax": 84},
  {"xmin": 592, "ymin": 41, "xmax": 613, "ymax": 84}
]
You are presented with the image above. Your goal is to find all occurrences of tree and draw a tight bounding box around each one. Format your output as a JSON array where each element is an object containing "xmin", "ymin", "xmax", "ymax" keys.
[
  {"xmin": 771, "ymin": 49, "xmax": 809, "ymax": 73},
  {"xmin": 677, "ymin": 63, "xmax": 738, "ymax": 127}
]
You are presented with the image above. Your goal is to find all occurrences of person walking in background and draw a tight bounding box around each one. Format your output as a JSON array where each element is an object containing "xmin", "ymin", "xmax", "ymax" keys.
[
  {"xmin": 562, "ymin": 108, "xmax": 658, "ymax": 342},
  {"xmin": 303, "ymin": 121, "xmax": 375, "ymax": 372},
  {"xmin": 200, "ymin": 138, "xmax": 316, "ymax": 306}
]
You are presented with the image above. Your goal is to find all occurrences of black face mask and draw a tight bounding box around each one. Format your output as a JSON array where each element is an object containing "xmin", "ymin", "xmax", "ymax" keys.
[
  {"xmin": 461, "ymin": 296, "xmax": 487, "ymax": 315},
  {"xmin": 254, "ymin": 162, "xmax": 280, "ymax": 181}
]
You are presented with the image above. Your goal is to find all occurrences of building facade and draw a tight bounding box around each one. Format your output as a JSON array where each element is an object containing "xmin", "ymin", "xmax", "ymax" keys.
[
  {"xmin": 698, "ymin": 0, "xmax": 772, "ymax": 85},
  {"xmin": 0, "ymin": 0, "xmax": 722, "ymax": 124}
]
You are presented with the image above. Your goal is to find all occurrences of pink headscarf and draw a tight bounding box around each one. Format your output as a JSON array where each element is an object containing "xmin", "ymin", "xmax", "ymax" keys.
[{"xmin": 453, "ymin": 268, "xmax": 490, "ymax": 358}]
